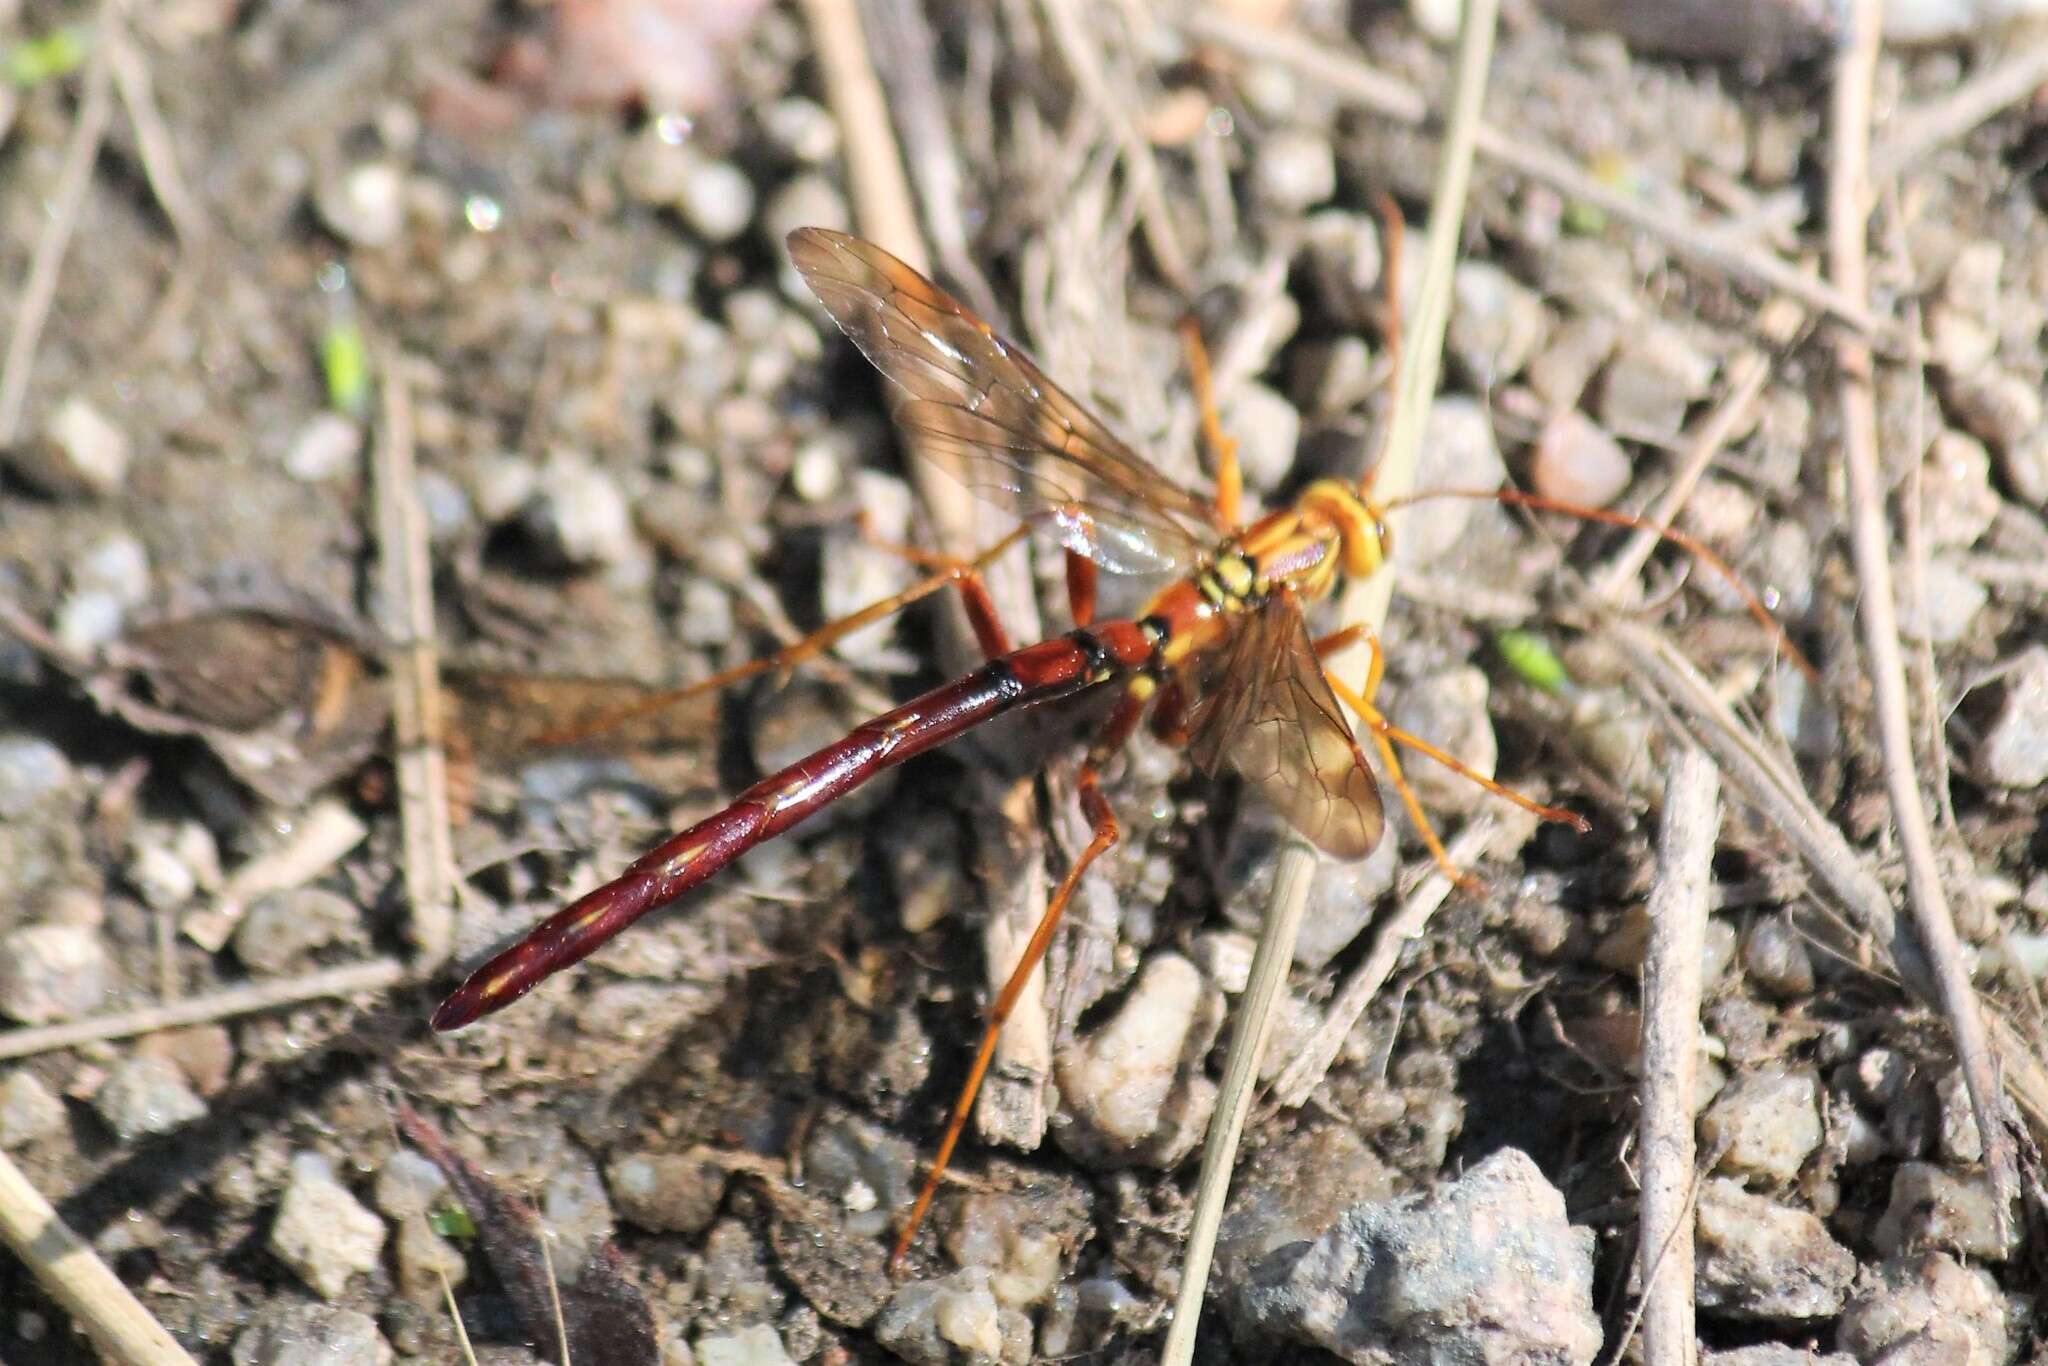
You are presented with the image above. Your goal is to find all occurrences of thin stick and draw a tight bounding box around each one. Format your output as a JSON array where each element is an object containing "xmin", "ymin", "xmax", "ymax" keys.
[
  {"xmin": 1162, "ymin": 3, "xmax": 1499, "ymax": 1358},
  {"xmin": 1637, "ymin": 750, "xmax": 1717, "ymax": 1366},
  {"xmin": 374, "ymin": 346, "xmax": 456, "ymax": 964},
  {"xmin": 1872, "ymin": 35, "xmax": 2048, "ymax": 179},
  {"xmin": 104, "ymin": 9, "xmax": 206, "ymax": 249},
  {"xmin": 796, "ymin": 0, "xmax": 1055, "ymax": 1154},
  {"xmin": 0, "ymin": 3, "xmax": 116, "ymax": 445},
  {"xmin": 1036, "ymin": 0, "xmax": 1192, "ymax": 292},
  {"xmin": 1266, "ymin": 815, "xmax": 1509, "ymax": 1109},
  {"xmin": 0, "ymin": 958, "xmax": 407, "ymax": 1061},
  {"xmin": 1589, "ymin": 347, "xmax": 1772, "ymax": 600},
  {"xmin": 0, "ymin": 1149, "xmax": 197, "ymax": 1364},
  {"xmin": 1827, "ymin": 0, "xmax": 2018, "ymax": 1227},
  {"xmin": 1182, "ymin": 10, "xmax": 1901, "ymax": 346}
]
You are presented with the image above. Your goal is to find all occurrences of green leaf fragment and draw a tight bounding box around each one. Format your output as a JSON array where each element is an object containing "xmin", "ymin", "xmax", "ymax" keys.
[
  {"xmin": 5, "ymin": 27, "xmax": 88, "ymax": 87},
  {"xmin": 1496, "ymin": 628, "xmax": 1571, "ymax": 696},
  {"xmin": 320, "ymin": 321, "xmax": 370, "ymax": 416}
]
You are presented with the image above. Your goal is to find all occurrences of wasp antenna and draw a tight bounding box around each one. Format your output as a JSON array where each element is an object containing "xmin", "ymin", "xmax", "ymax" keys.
[{"xmin": 1387, "ymin": 485, "xmax": 1821, "ymax": 688}]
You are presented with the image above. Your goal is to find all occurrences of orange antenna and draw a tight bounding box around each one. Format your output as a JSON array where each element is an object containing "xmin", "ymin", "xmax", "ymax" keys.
[{"xmin": 1386, "ymin": 485, "xmax": 1821, "ymax": 686}]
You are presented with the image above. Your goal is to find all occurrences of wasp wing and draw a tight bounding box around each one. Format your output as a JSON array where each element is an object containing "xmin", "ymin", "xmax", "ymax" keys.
[
  {"xmin": 789, "ymin": 228, "xmax": 1218, "ymax": 575},
  {"xmin": 1185, "ymin": 594, "xmax": 1384, "ymax": 860}
]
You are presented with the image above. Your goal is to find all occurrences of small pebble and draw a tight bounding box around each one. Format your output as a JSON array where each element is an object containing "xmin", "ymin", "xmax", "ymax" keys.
[
  {"xmin": 696, "ymin": 1323, "xmax": 794, "ymax": 1366},
  {"xmin": 372, "ymin": 1148, "xmax": 449, "ymax": 1220},
  {"xmin": 1527, "ymin": 314, "xmax": 1619, "ymax": 409},
  {"xmin": 762, "ymin": 172, "xmax": 850, "ymax": 248},
  {"xmin": 886, "ymin": 812, "xmax": 969, "ymax": 935},
  {"xmin": 1700, "ymin": 1068, "xmax": 1822, "ymax": 1184},
  {"xmin": 1220, "ymin": 382, "xmax": 1301, "ymax": 493},
  {"xmin": 1893, "ymin": 558, "xmax": 1985, "ymax": 645},
  {"xmin": 1300, "ymin": 211, "xmax": 1384, "ymax": 328},
  {"xmin": 1404, "ymin": 398, "xmax": 1508, "ymax": 566},
  {"xmin": 676, "ymin": 578, "xmax": 735, "ymax": 649},
  {"xmin": 933, "ymin": 1268, "xmax": 1005, "ymax": 1357},
  {"xmin": 523, "ymin": 459, "xmax": 637, "ymax": 569},
  {"xmin": 1528, "ymin": 409, "xmax": 1630, "ymax": 508},
  {"xmin": 0, "ymin": 924, "xmax": 112, "ymax": 1024},
  {"xmin": 1928, "ymin": 303, "xmax": 1996, "ymax": 374},
  {"xmin": 1703, "ymin": 1350, "xmax": 1855, "ymax": 1366},
  {"xmin": 1251, "ymin": 128, "xmax": 1335, "ymax": 213},
  {"xmin": 54, "ymin": 591, "xmax": 125, "ymax": 654},
  {"xmin": 1934, "ymin": 1068, "xmax": 1983, "ymax": 1164},
  {"xmin": 1942, "ymin": 239, "xmax": 2005, "ymax": 319},
  {"xmin": 818, "ymin": 471, "xmax": 915, "ymax": 669},
  {"xmin": 607, "ymin": 1151, "xmax": 729, "ymax": 1235},
  {"xmin": 1191, "ymin": 930, "xmax": 1257, "ymax": 994},
  {"xmin": 94, "ymin": 1056, "xmax": 206, "ymax": 1143},
  {"xmin": 1837, "ymin": 1252, "xmax": 2008, "ymax": 1363},
  {"xmin": 1229, "ymin": 1149, "xmax": 1600, "ymax": 1364},
  {"xmin": 1740, "ymin": 914, "xmax": 1815, "ymax": 999},
  {"xmin": 270, "ymin": 1153, "xmax": 387, "ymax": 1300},
  {"xmin": 1448, "ymin": 261, "xmax": 1547, "ymax": 385},
  {"xmin": 71, "ymin": 533, "xmax": 150, "ymax": 607},
  {"xmin": 1997, "ymin": 427, "xmax": 2048, "ymax": 506},
  {"xmin": 762, "ymin": 97, "xmax": 839, "ymax": 163},
  {"xmin": 233, "ymin": 888, "xmax": 362, "ymax": 974},
  {"xmin": 1409, "ymin": 0, "xmax": 1462, "ymax": 40},
  {"xmin": 678, "ymin": 157, "xmax": 755, "ymax": 243},
  {"xmin": 1597, "ymin": 322, "xmax": 1717, "ymax": 439},
  {"xmin": 315, "ymin": 161, "xmax": 406, "ymax": 247},
  {"xmin": 1694, "ymin": 1179, "xmax": 1855, "ymax": 1321},
  {"xmin": 231, "ymin": 1303, "xmax": 390, "ymax": 1366},
  {"xmin": 412, "ymin": 468, "xmax": 473, "ymax": 544},
  {"xmin": 0, "ymin": 735, "xmax": 72, "ymax": 819},
  {"xmin": 135, "ymin": 1024, "xmax": 234, "ymax": 1096},
  {"xmin": 1056, "ymin": 953, "xmax": 1218, "ymax": 1164},
  {"xmin": 392, "ymin": 1215, "xmax": 466, "ymax": 1303},
  {"xmin": 1872, "ymin": 1162, "xmax": 2013, "ymax": 1261},
  {"xmin": 620, "ymin": 131, "xmax": 692, "ymax": 205},
  {"xmin": 1972, "ymin": 646, "xmax": 2048, "ymax": 788},
  {"xmin": 1919, "ymin": 430, "xmax": 1999, "ymax": 549},
  {"xmin": 127, "ymin": 841, "xmax": 197, "ymax": 911},
  {"xmin": 1944, "ymin": 363, "xmax": 2041, "ymax": 452},
  {"xmin": 544, "ymin": 1158, "xmax": 617, "ymax": 1278},
  {"xmin": 944, "ymin": 1193, "xmax": 1065, "ymax": 1309},
  {"xmin": 284, "ymin": 413, "xmax": 363, "ymax": 482},
  {"xmin": 0, "ymin": 1071, "xmax": 65, "ymax": 1148},
  {"xmin": 20, "ymin": 396, "xmax": 131, "ymax": 498}
]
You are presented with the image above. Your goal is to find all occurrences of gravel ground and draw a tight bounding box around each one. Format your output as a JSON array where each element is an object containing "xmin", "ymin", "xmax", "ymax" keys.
[{"xmin": 2, "ymin": 2, "xmax": 2047, "ymax": 1363}]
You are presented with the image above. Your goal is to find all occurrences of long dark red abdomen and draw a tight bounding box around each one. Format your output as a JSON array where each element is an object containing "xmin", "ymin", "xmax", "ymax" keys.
[{"xmin": 432, "ymin": 623, "xmax": 1155, "ymax": 1029}]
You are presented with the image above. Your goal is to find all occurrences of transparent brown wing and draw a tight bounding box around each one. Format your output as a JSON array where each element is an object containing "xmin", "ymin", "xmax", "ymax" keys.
[
  {"xmin": 1185, "ymin": 594, "xmax": 1384, "ymax": 860},
  {"xmin": 788, "ymin": 227, "xmax": 1220, "ymax": 575}
]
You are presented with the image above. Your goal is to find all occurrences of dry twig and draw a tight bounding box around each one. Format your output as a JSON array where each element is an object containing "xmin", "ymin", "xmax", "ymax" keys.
[
  {"xmin": 797, "ymin": 0, "xmax": 1057, "ymax": 1156},
  {"xmin": 0, "ymin": 958, "xmax": 406, "ymax": 1062},
  {"xmin": 1265, "ymin": 814, "xmax": 1519, "ymax": 1110},
  {"xmin": 1637, "ymin": 749, "xmax": 1717, "ymax": 1366},
  {"xmin": 1873, "ymin": 35, "xmax": 2048, "ymax": 179},
  {"xmin": 1182, "ymin": 10, "xmax": 1902, "ymax": 346},
  {"xmin": 0, "ymin": 1150, "xmax": 196, "ymax": 1364},
  {"xmin": 0, "ymin": 2, "xmax": 116, "ymax": 445},
  {"xmin": 1163, "ymin": 3, "xmax": 1500, "ymax": 1358},
  {"xmin": 1827, "ymin": 0, "xmax": 2018, "ymax": 1227},
  {"xmin": 374, "ymin": 347, "xmax": 457, "ymax": 964}
]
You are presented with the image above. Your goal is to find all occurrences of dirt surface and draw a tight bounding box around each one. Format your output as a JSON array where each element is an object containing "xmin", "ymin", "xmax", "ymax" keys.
[{"xmin": 2, "ymin": 1, "xmax": 2047, "ymax": 1362}]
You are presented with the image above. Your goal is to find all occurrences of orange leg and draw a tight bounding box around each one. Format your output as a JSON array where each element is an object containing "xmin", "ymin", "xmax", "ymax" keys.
[
  {"xmin": 532, "ymin": 526, "xmax": 1028, "ymax": 746},
  {"xmin": 1180, "ymin": 317, "xmax": 1242, "ymax": 527},
  {"xmin": 854, "ymin": 518, "xmax": 1025, "ymax": 660},
  {"xmin": 890, "ymin": 683, "xmax": 1146, "ymax": 1270},
  {"xmin": 1318, "ymin": 626, "xmax": 1587, "ymax": 888}
]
